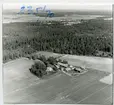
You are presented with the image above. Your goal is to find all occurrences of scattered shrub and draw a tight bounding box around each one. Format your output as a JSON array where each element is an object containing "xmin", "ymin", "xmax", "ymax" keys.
[{"xmin": 62, "ymin": 60, "xmax": 68, "ymax": 64}]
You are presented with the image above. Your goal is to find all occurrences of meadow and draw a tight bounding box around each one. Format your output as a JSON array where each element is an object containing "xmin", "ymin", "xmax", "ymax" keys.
[{"xmin": 3, "ymin": 52, "xmax": 112, "ymax": 104}]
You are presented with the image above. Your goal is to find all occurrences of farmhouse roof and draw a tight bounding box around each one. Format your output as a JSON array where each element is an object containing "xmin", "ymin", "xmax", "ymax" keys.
[
  {"xmin": 74, "ymin": 66, "xmax": 83, "ymax": 71},
  {"xmin": 58, "ymin": 62, "xmax": 68, "ymax": 68},
  {"xmin": 46, "ymin": 67, "xmax": 53, "ymax": 71},
  {"xmin": 66, "ymin": 67, "xmax": 71, "ymax": 71}
]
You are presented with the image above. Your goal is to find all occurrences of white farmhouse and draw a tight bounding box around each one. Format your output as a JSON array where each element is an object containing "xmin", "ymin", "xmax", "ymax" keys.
[{"xmin": 46, "ymin": 67, "xmax": 53, "ymax": 72}]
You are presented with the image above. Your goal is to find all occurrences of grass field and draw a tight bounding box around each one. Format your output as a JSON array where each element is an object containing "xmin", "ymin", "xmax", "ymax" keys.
[
  {"xmin": 60, "ymin": 54, "xmax": 112, "ymax": 73},
  {"xmin": 33, "ymin": 51, "xmax": 64, "ymax": 58},
  {"xmin": 3, "ymin": 52, "xmax": 112, "ymax": 104}
]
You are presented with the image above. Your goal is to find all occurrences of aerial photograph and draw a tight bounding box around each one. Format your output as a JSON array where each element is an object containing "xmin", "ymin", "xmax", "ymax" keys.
[{"xmin": 3, "ymin": 4, "xmax": 113, "ymax": 104}]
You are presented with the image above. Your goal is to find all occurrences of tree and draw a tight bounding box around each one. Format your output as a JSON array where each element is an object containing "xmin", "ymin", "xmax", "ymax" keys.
[
  {"xmin": 3, "ymin": 19, "xmax": 113, "ymax": 63},
  {"xmin": 30, "ymin": 60, "xmax": 47, "ymax": 78},
  {"xmin": 38, "ymin": 55, "xmax": 48, "ymax": 66},
  {"xmin": 47, "ymin": 56, "xmax": 57, "ymax": 65}
]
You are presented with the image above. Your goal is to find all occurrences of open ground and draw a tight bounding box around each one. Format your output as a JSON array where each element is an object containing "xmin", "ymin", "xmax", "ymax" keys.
[{"xmin": 3, "ymin": 52, "xmax": 112, "ymax": 104}]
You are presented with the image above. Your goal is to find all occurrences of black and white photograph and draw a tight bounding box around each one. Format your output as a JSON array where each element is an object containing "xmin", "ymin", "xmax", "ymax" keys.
[{"xmin": 2, "ymin": 4, "xmax": 113, "ymax": 104}]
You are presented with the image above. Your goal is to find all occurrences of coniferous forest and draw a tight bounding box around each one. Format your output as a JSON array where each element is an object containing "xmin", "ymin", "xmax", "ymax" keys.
[{"xmin": 3, "ymin": 18, "xmax": 113, "ymax": 63}]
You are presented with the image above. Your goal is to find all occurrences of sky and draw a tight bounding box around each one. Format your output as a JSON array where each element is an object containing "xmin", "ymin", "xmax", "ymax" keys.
[{"xmin": 3, "ymin": 3, "xmax": 112, "ymax": 11}]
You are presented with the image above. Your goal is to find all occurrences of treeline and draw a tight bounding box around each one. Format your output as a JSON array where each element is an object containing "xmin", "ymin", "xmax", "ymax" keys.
[{"xmin": 3, "ymin": 19, "xmax": 113, "ymax": 63}]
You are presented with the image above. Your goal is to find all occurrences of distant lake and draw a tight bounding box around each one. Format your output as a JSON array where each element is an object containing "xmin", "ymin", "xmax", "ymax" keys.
[{"xmin": 3, "ymin": 13, "xmax": 105, "ymax": 24}]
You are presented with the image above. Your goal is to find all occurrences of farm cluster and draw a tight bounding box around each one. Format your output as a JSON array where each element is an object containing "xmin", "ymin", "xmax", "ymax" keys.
[
  {"xmin": 56, "ymin": 62, "xmax": 87, "ymax": 76},
  {"xmin": 28, "ymin": 54, "xmax": 86, "ymax": 78}
]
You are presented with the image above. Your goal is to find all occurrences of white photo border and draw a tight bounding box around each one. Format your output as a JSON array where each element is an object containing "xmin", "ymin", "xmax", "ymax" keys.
[{"xmin": 1, "ymin": 1, "xmax": 114, "ymax": 105}]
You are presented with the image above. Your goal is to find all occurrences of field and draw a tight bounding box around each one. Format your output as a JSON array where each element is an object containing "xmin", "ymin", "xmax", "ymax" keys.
[
  {"xmin": 60, "ymin": 54, "xmax": 112, "ymax": 73},
  {"xmin": 3, "ymin": 52, "xmax": 112, "ymax": 104}
]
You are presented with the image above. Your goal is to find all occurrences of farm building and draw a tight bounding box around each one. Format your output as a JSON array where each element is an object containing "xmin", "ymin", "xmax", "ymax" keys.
[
  {"xmin": 57, "ymin": 62, "xmax": 68, "ymax": 68},
  {"xmin": 69, "ymin": 65, "xmax": 75, "ymax": 69},
  {"xmin": 46, "ymin": 64, "xmax": 55, "ymax": 72},
  {"xmin": 55, "ymin": 65, "xmax": 60, "ymax": 69},
  {"xmin": 57, "ymin": 62, "xmax": 85, "ymax": 73},
  {"xmin": 74, "ymin": 66, "xmax": 83, "ymax": 73},
  {"xmin": 66, "ymin": 67, "xmax": 72, "ymax": 71},
  {"xmin": 46, "ymin": 67, "xmax": 53, "ymax": 72},
  {"xmin": 57, "ymin": 62, "xmax": 74, "ymax": 71}
]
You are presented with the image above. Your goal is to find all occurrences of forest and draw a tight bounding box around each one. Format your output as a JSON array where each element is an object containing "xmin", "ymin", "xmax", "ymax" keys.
[{"xmin": 3, "ymin": 18, "xmax": 113, "ymax": 63}]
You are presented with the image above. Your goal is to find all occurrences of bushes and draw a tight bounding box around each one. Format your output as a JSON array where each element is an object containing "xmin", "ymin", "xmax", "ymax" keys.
[
  {"xmin": 27, "ymin": 54, "xmax": 57, "ymax": 65},
  {"xmin": 62, "ymin": 60, "xmax": 68, "ymax": 64},
  {"xmin": 47, "ymin": 56, "xmax": 57, "ymax": 65},
  {"xmin": 29, "ymin": 55, "xmax": 58, "ymax": 78},
  {"xmin": 57, "ymin": 59, "xmax": 68, "ymax": 64}
]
